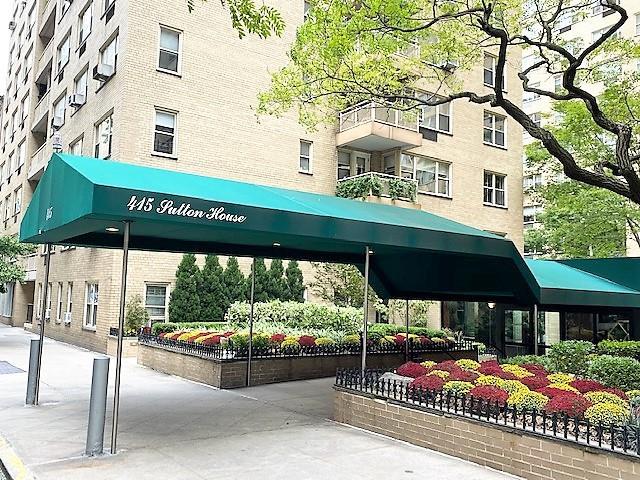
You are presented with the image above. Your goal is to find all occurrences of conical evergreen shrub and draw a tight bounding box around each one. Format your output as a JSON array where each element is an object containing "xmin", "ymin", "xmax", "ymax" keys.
[{"xmin": 168, "ymin": 254, "xmax": 201, "ymax": 323}]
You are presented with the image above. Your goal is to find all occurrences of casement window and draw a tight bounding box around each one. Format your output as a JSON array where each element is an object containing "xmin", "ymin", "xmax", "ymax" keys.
[
  {"xmin": 70, "ymin": 137, "xmax": 83, "ymax": 155},
  {"xmin": 53, "ymin": 95, "xmax": 66, "ymax": 128},
  {"xmin": 523, "ymin": 174, "xmax": 542, "ymax": 189},
  {"xmin": 100, "ymin": 35, "xmax": 118, "ymax": 70},
  {"xmin": 13, "ymin": 186, "xmax": 21, "ymax": 215},
  {"xmin": 104, "ymin": 0, "xmax": 115, "ymax": 22},
  {"xmin": 145, "ymin": 284, "xmax": 168, "ymax": 322},
  {"xmin": 336, "ymin": 150, "xmax": 368, "ymax": 179},
  {"xmin": 56, "ymin": 282, "xmax": 63, "ymax": 322},
  {"xmin": 401, "ymin": 153, "xmax": 451, "ymax": 197},
  {"xmin": 483, "ymin": 53, "xmax": 505, "ymax": 89},
  {"xmin": 17, "ymin": 141, "xmax": 25, "ymax": 172},
  {"xmin": 66, "ymin": 282, "xmax": 73, "ymax": 320},
  {"xmin": 483, "ymin": 171, "xmax": 507, "ymax": 207},
  {"xmin": 483, "ymin": 111, "xmax": 506, "ymax": 147},
  {"xmin": 153, "ymin": 109, "xmax": 177, "ymax": 155},
  {"xmin": 419, "ymin": 94, "xmax": 451, "ymax": 133},
  {"xmin": 299, "ymin": 140, "xmax": 312, "ymax": 173},
  {"xmin": 56, "ymin": 34, "xmax": 71, "ymax": 77},
  {"xmin": 95, "ymin": 114, "xmax": 113, "ymax": 158},
  {"xmin": 158, "ymin": 26, "xmax": 181, "ymax": 74},
  {"xmin": 73, "ymin": 69, "xmax": 88, "ymax": 104},
  {"xmin": 84, "ymin": 283, "xmax": 98, "ymax": 328},
  {"xmin": 523, "ymin": 205, "xmax": 542, "ymax": 224},
  {"xmin": 337, "ymin": 151, "xmax": 351, "ymax": 179},
  {"xmin": 78, "ymin": 3, "xmax": 93, "ymax": 47},
  {"xmin": 523, "ymin": 83, "xmax": 540, "ymax": 102}
]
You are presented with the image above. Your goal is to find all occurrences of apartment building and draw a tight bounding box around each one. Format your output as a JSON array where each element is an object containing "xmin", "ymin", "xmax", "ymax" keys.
[
  {"xmin": 0, "ymin": 0, "xmax": 524, "ymax": 353},
  {"xmin": 521, "ymin": 0, "xmax": 640, "ymax": 258}
]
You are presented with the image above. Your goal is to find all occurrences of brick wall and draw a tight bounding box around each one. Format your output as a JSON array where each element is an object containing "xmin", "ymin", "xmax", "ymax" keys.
[
  {"xmin": 105, "ymin": 335, "xmax": 139, "ymax": 358},
  {"xmin": 137, "ymin": 343, "xmax": 477, "ymax": 388},
  {"xmin": 333, "ymin": 389, "xmax": 640, "ymax": 480}
]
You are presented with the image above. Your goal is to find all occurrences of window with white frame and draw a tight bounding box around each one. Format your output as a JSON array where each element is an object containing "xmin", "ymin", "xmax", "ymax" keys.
[
  {"xmin": 337, "ymin": 150, "xmax": 351, "ymax": 179},
  {"xmin": 17, "ymin": 141, "xmax": 25, "ymax": 171},
  {"xmin": 56, "ymin": 282, "xmax": 63, "ymax": 322},
  {"xmin": 4, "ymin": 195, "xmax": 10, "ymax": 222},
  {"xmin": 70, "ymin": 137, "xmax": 83, "ymax": 155},
  {"xmin": 13, "ymin": 186, "xmax": 22, "ymax": 215},
  {"xmin": 554, "ymin": 9, "xmax": 572, "ymax": 32},
  {"xmin": 100, "ymin": 35, "xmax": 118, "ymax": 70},
  {"xmin": 483, "ymin": 111, "xmax": 506, "ymax": 147},
  {"xmin": 523, "ymin": 174, "xmax": 543, "ymax": 189},
  {"xmin": 104, "ymin": 0, "xmax": 115, "ymax": 15},
  {"xmin": 0, "ymin": 283, "xmax": 14, "ymax": 317},
  {"xmin": 74, "ymin": 69, "xmax": 88, "ymax": 104},
  {"xmin": 153, "ymin": 110, "xmax": 176, "ymax": 155},
  {"xmin": 79, "ymin": 3, "xmax": 93, "ymax": 46},
  {"xmin": 554, "ymin": 74, "xmax": 564, "ymax": 93},
  {"xmin": 523, "ymin": 82, "xmax": 540, "ymax": 102},
  {"xmin": 299, "ymin": 140, "xmax": 312, "ymax": 173},
  {"xmin": 529, "ymin": 112, "xmax": 541, "ymax": 127},
  {"xmin": 84, "ymin": 283, "xmax": 98, "ymax": 328},
  {"xmin": 419, "ymin": 94, "xmax": 451, "ymax": 133},
  {"xmin": 592, "ymin": 26, "xmax": 619, "ymax": 42},
  {"xmin": 483, "ymin": 53, "xmax": 505, "ymax": 88},
  {"xmin": 53, "ymin": 95, "xmax": 66, "ymax": 127},
  {"xmin": 145, "ymin": 284, "xmax": 168, "ymax": 322},
  {"xmin": 24, "ymin": 47, "xmax": 33, "ymax": 80},
  {"xmin": 36, "ymin": 283, "xmax": 42, "ymax": 319},
  {"xmin": 61, "ymin": 0, "xmax": 72, "ymax": 17},
  {"xmin": 46, "ymin": 282, "xmax": 52, "ymax": 320},
  {"xmin": 401, "ymin": 153, "xmax": 451, "ymax": 197},
  {"xmin": 158, "ymin": 26, "xmax": 181, "ymax": 73},
  {"xmin": 20, "ymin": 94, "xmax": 29, "ymax": 123},
  {"xmin": 483, "ymin": 171, "xmax": 507, "ymax": 207},
  {"xmin": 95, "ymin": 114, "xmax": 113, "ymax": 158},
  {"xmin": 636, "ymin": 14, "xmax": 640, "ymax": 36},
  {"xmin": 66, "ymin": 282, "xmax": 73, "ymax": 320},
  {"xmin": 7, "ymin": 154, "xmax": 14, "ymax": 180},
  {"xmin": 593, "ymin": 0, "xmax": 619, "ymax": 16},
  {"xmin": 523, "ymin": 205, "xmax": 542, "ymax": 224},
  {"xmin": 56, "ymin": 34, "xmax": 70, "ymax": 76}
]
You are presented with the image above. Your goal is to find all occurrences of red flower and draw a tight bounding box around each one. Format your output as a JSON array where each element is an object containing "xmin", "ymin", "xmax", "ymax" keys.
[
  {"xmin": 544, "ymin": 394, "xmax": 592, "ymax": 418},
  {"xmin": 419, "ymin": 336, "xmax": 432, "ymax": 345},
  {"xmin": 494, "ymin": 370, "xmax": 518, "ymax": 380},
  {"xmin": 478, "ymin": 361, "xmax": 503, "ymax": 376},
  {"xmin": 521, "ymin": 363, "xmax": 548, "ymax": 375},
  {"xmin": 569, "ymin": 379, "xmax": 605, "ymax": 394},
  {"xmin": 222, "ymin": 331, "xmax": 235, "ymax": 337},
  {"xmin": 449, "ymin": 370, "xmax": 480, "ymax": 382},
  {"xmin": 435, "ymin": 361, "xmax": 463, "ymax": 373},
  {"xmin": 521, "ymin": 376, "xmax": 550, "ymax": 391},
  {"xmin": 270, "ymin": 333, "xmax": 286, "ymax": 343},
  {"xmin": 298, "ymin": 335, "xmax": 317, "ymax": 347},
  {"xmin": 536, "ymin": 386, "xmax": 575, "ymax": 399},
  {"xmin": 602, "ymin": 388, "xmax": 628, "ymax": 400},
  {"xmin": 469, "ymin": 385, "xmax": 509, "ymax": 405},
  {"xmin": 201, "ymin": 335, "xmax": 221, "ymax": 346},
  {"xmin": 187, "ymin": 332, "xmax": 210, "ymax": 343},
  {"xmin": 158, "ymin": 332, "xmax": 167, "ymax": 338},
  {"xmin": 168, "ymin": 332, "xmax": 182, "ymax": 340},
  {"xmin": 410, "ymin": 374, "xmax": 445, "ymax": 391},
  {"xmin": 394, "ymin": 334, "xmax": 406, "ymax": 345},
  {"xmin": 397, "ymin": 362, "xmax": 428, "ymax": 378}
]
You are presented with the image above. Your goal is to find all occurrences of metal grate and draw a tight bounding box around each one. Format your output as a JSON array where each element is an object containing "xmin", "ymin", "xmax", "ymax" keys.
[{"xmin": 0, "ymin": 361, "xmax": 24, "ymax": 375}]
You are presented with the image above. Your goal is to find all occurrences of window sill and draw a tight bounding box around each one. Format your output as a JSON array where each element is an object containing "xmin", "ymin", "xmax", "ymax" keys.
[
  {"xmin": 298, "ymin": 170, "xmax": 313, "ymax": 175},
  {"xmin": 483, "ymin": 202, "xmax": 508, "ymax": 210},
  {"xmin": 82, "ymin": 325, "xmax": 97, "ymax": 332},
  {"xmin": 156, "ymin": 68, "xmax": 182, "ymax": 78},
  {"xmin": 420, "ymin": 126, "xmax": 453, "ymax": 136},
  {"xmin": 483, "ymin": 141, "xmax": 508, "ymax": 151},
  {"xmin": 151, "ymin": 152, "xmax": 178, "ymax": 160},
  {"xmin": 418, "ymin": 191, "xmax": 452, "ymax": 200},
  {"xmin": 70, "ymin": 103, "xmax": 86, "ymax": 117}
]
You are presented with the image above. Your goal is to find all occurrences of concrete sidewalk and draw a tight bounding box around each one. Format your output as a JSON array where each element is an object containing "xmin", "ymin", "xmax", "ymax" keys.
[{"xmin": 0, "ymin": 325, "xmax": 519, "ymax": 480}]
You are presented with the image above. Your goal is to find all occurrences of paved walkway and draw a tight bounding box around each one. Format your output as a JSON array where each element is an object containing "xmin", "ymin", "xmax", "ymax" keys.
[{"xmin": 0, "ymin": 325, "xmax": 519, "ymax": 480}]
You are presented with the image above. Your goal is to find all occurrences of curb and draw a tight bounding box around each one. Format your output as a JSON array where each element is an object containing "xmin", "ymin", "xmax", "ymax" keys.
[{"xmin": 0, "ymin": 434, "xmax": 35, "ymax": 480}]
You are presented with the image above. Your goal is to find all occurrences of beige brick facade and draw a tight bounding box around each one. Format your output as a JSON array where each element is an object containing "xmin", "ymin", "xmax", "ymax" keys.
[{"xmin": 1, "ymin": 0, "xmax": 524, "ymax": 352}]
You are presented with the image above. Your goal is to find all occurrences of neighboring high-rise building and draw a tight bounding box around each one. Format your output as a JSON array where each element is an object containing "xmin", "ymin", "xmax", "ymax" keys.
[
  {"xmin": 521, "ymin": 0, "xmax": 639, "ymax": 258},
  {"xmin": 0, "ymin": 0, "xmax": 524, "ymax": 353}
]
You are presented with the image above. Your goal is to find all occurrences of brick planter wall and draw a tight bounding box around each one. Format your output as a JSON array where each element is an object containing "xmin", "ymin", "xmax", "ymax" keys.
[
  {"xmin": 137, "ymin": 343, "xmax": 476, "ymax": 388},
  {"xmin": 333, "ymin": 389, "xmax": 640, "ymax": 480},
  {"xmin": 106, "ymin": 336, "xmax": 138, "ymax": 357}
]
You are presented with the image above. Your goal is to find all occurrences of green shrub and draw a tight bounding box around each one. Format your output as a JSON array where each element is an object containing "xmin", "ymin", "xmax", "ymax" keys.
[
  {"xmin": 367, "ymin": 323, "xmax": 446, "ymax": 338},
  {"xmin": 229, "ymin": 332, "xmax": 250, "ymax": 348},
  {"xmin": 587, "ymin": 355, "xmax": 640, "ymax": 392},
  {"xmin": 584, "ymin": 403, "xmax": 630, "ymax": 426},
  {"xmin": 151, "ymin": 321, "xmax": 228, "ymax": 335},
  {"xmin": 626, "ymin": 389, "xmax": 640, "ymax": 401},
  {"xmin": 597, "ymin": 340, "xmax": 640, "ymax": 360},
  {"xmin": 502, "ymin": 355, "xmax": 553, "ymax": 371},
  {"xmin": 125, "ymin": 295, "xmax": 149, "ymax": 335},
  {"xmin": 547, "ymin": 341, "xmax": 595, "ymax": 375}
]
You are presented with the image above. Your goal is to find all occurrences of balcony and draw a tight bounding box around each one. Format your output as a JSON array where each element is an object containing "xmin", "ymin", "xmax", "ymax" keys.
[
  {"xmin": 32, "ymin": 89, "xmax": 50, "ymax": 134},
  {"xmin": 37, "ymin": 38, "xmax": 54, "ymax": 77},
  {"xmin": 28, "ymin": 143, "xmax": 51, "ymax": 181},
  {"xmin": 39, "ymin": 0, "xmax": 56, "ymax": 37},
  {"xmin": 336, "ymin": 102, "xmax": 422, "ymax": 151},
  {"xmin": 24, "ymin": 255, "xmax": 37, "ymax": 282},
  {"xmin": 336, "ymin": 172, "xmax": 419, "ymax": 206}
]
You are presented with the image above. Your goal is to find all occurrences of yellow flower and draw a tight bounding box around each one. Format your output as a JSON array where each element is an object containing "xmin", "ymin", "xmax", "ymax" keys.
[
  {"xmin": 500, "ymin": 380, "xmax": 529, "ymax": 394},
  {"xmin": 455, "ymin": 359, "xmax": 480, "ymax": 371},
  {"xmin": 443, "ymin": 381, "xmax": 474, "ymax": 395},
  {"xmin": 501, "ymin": 364, "xmax": 534, "ymax": 378},
  {"xmin": 584, "ymin": 403, "xmax": 630, "ymax": 426},
  {"xmin": 547, "ymin": 383, "xmax": 579, "ymax": 394},
  {"xmin": 507, "ymin": 390, "xmax": 548, "ymax": 411},
  {"xmin": 475, "ymin": 375, "xmax": 504, "ymax": 387},
  {"xmin": 420, "ymin": 361, "xmax": 437, "ymax": 369},
  {"xmin": 546, "ymin": 373, "xmax": 575, "ymax": 384},
  {"xmin": 426, "ymin": 370, "xmax": 450, "ymax": 379},
  {"xmin": 584, "ymin": 391, "xmax": 629, "ymax": 409}
]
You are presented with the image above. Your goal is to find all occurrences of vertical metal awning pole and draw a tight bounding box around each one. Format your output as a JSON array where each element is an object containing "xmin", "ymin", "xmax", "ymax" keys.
[
  {"xmin": 110, "ymin": 221, "xmax": 130, "ymax": 455},
  {"xmin": 533, "ymin": 304, "xmax": 539, "ymax": 356},
  {"xmin": 405, "ymin": 300, "xmax": 410, "ymax": 362},
  {"xmin": 246, "ymin": 258, "xmax": 256, "ymax": 387},
  {"xmin": 34, "ymin": 243, "xmax": 52, "ymax": 405},
  {"xmin": 361, "ymin": 247, "xmax": 370, "ymax": 373}
]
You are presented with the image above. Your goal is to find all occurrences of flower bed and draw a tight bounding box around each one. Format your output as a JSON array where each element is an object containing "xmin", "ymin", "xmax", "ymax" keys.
[{"xmin": 334, "ymin": 359, "xmax": 640, "ymax": 457}]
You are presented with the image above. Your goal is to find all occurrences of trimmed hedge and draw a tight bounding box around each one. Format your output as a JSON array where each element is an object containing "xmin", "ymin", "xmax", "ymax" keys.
[
  {"xmin": 597, "ymin": 340, "xmax": 640, "ymax": 361},
  {"xmin": 587, "ymin": 355, "xmax": 640, "ymax": 392},
  {"xmin": 152, "ymin": 322, "xmax": 228, "ymax": 335}
]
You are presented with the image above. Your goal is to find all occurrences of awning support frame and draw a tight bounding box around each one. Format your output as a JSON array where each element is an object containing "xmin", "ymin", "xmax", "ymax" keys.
[
  {"xmin": 34, "ymin": 243, "xmax": 52, "ymax": 405},
  {"xmin": 361, "ymin": 246, "xmax": 370, "ymax": 373}
]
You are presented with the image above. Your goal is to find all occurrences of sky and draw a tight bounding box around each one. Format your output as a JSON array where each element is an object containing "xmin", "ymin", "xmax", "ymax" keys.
[{"xmin": 0, "ymin": 0, "xmax": 13, "ymax": 92}]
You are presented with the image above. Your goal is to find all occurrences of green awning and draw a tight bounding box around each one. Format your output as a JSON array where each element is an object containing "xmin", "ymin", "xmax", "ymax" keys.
[
  {"xmin": 526, "ymin": 259, "xmax": 640, "ymax": 308},
  {"xmin": 20, "ymin": 153, "xmax": 538, "ymax": 303}
]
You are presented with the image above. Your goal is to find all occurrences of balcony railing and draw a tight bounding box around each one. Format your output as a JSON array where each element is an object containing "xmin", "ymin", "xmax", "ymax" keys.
[
  {"xmin": 339, "ymin": 102, "xmax": 419, "ymax": 133},
  {"xmin": 37, "ymin": 38, "xmax": 54, "ymax": 73},
  {"xmin": 33, "ymin": 89, "xmax": 50, "ymax": 127},
  {"xmin": 336, "ymin": 172, "xmax": 418, "ymax": 202},
  {"xmin": 28, "ymin": 143, "xmax": 51, "ymax": 180}
]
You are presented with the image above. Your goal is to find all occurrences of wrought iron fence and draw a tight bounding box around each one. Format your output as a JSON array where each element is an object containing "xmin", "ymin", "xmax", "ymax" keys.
[
  {"xmin": 334, "ymin": 368, "xmax": 640, "ymax": 457},
  {"xmin": 138, "ymin": 334, "xmax": 476, "ymax": 361}
]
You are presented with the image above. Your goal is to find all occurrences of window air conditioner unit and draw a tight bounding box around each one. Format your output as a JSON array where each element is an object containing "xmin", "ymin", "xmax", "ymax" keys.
[
  {"xmin": 45, "ymin": 308, "xmax": 51, "ymax": 320},
  {"xmin": 93, "ymin": 64, "xmax": 114, "ymax": 82},
  {"xmin": 68, "ymin": 93, "xmax": 85, "ymax": 107},
  {"xmin": 8, "ymin": 21, "xmax": 16, "ymax": 31},
  {"xmin": 63, "ymin": 312, "xmax": 72, "ymax": 324},
  {"xmin": 51, "ymin": 116, "xmax": 64, "ymax": 129},
  {"xmin": 438, "ymin": 60, "xmax": 459, "ymax": 73}
]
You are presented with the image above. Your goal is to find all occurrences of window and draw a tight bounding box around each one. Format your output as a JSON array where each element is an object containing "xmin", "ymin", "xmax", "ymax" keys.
[
  {"xmin": 337, "ymin": 150, "xmax": 351, "ymax": 179},
  {"xmin": 483, "ymin": 171, "xmax": 507, "ymax": 207},
  {"xmin": 592, "ymin": 26, "xmax": 619, "ymax": 42},
  {"xmin": 70, "ymin": 137, "xmax": 83, "ymax": 155},
  {"xmin": 554, "ymin": 10, "xmax": 572, "ymax": 32},
  {"xmin": 104, "ymin": 0, "xmax": 115, "ymax": 19},
  {"xmin": 523, "ymin": 205, "xmax": 542, "ymax": 224},
  {"xmin": 636, "ymin": 14, "xmax": 640, "ymax": 36},
  {"xmin": 153, "ymin": 110, "xmax": 176, "ymax": 155},
  {"xmin": 0, "ymin": 283, "xmax": 14, "ymax": 317},
  {"xmin": 383, "ymin": 153, "xmax": 395, "ymax": 176},
  {"xmin": 56, "ymin": 282, "xmax": 63, "ymax": 322},
  {"xmin": 523, "ymin": 83, "xmax": 540, "ymax": 102},
  {"xmin": 73, "ymin": 69, "xmax": 88, "ymax": 104},
  {"xmin": 401, "ymin": 154, "xmax": 451, "ymax": 197},
  {"xmin": 13, "ymin": 186, "xmax": 22, "ymax": 215},
  {"xmin": 56, "ymin": 34, "xmax": 71, "ymax": 77},
  {"xmin": 100, "ymin": 35, "xmax": 118, "ymax": 71},
  {"xmin": 61, "ymin": 0, "xmax": 72, "ymax": 16},
  {"xmin": 7, "ymin": 154, "xmax": 14, "ymax": 181},
  {"xmin": 79, "ymin": 3, "xmax": 93, "ymax": 46},
  {"xmin": 523, "ymin": 174, "xmax": 542, "ymax": 189},
  {"xmin": 84, "ymin": 283, "xmax": 98, "ymax": 328},
  {"xmin": 145, "ymin": 284, "xmax": 168, "ymax": 322},
  {"xmin": 20, "ymin": 94, "xmax": 30, "ymax": 123},
  {"xmin": 419, "ymin": 94, "xmax": 451, "ymax": 133},
  {"xmin": 554, "ymin": 74, "xmax": 564, "ymax": 93},
  {"xmin": 4, "ymin": 195, "xmax": 11, "ymax": 222},
  {"xmin": 17, "ymin": 141, "xmax": 25, "ymax": 172},
  {"xmin": 24, "ymin": 47, "xmax": 34, "ymax": 80},
  {"xmin": 66, "ymin": 282, "xmax": 73, "ymax": 320},
  {"xmin": 36, "ymin": 283, "xmax": 42, "ymax": 319},
  {"xmin": 299, "ymin": 140, "xmax": 312, "ymax": 173},
  {"xmin": 529, "ymin": 112, "xmax": 541, "ymax": 127},
  {"xmin": 46, "ymin": 282, "xmax": 52, "ymax": 320},
  {"xmin": 95, "ymin": 114, "xmax": 113, "ymax": 158},
  {"xmin": 593, "ymin": 0, "xmax": 619, "ymax": 16},
  {"xmin": 53, "ymin": 95, "xmax": 66, "ymax": 127},
  {"xmin": 304, "ymin": 0, "xmax": 312, "ymax": 19},
  {"xmin": 483, "ymin": 53, "xmax": 505, "ymax": 88},
  {"xmin": 158, "ymin": 26, "xmax": 181, "ymax": 73},
  {"xmin": 483, "ymin": 111, "xmax": 506, "ymax": 147}
]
